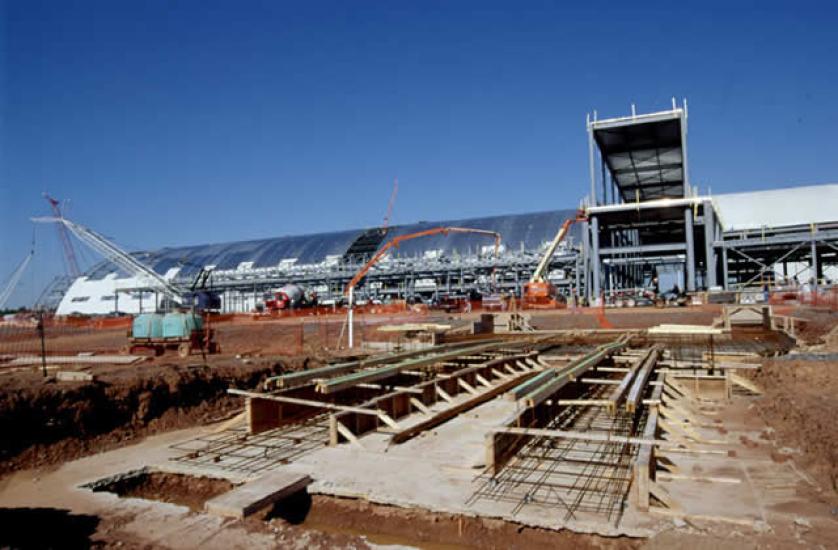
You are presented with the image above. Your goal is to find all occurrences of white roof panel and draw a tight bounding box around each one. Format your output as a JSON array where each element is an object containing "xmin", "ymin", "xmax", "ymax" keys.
[{"xmin": 714, "ymin": 183, "xmax": 838, "ymax": 231}]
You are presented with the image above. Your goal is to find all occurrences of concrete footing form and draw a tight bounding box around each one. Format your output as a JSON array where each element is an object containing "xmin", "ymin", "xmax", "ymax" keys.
[{"xmin": 145, "ymin": 321, "xmax": 799, "ymax": 537}]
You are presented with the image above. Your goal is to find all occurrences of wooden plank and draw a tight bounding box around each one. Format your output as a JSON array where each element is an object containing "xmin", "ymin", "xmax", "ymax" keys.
[
  {"xmin": 491, "ymin": 368, "xmax": 510, "ymax": 380},
  {"xmin": 730, "ymin": 373, "xmax": 763, "ymax": 395},
  {"xmin": 409, "ymin": 397, "xmax": 431, "ymax": 414},
  {"xmin": 377, "ymin": 412, "xmax": 400, "ymax": 430},
  {"xmin": 555, "ymin": 399, "xmax": 611, "ymax": 406},
  {"xmin": 659, "ymin": 360, "xmax": 760, "ymax": 370},
  {"xmin": 355, "ymin": 383, "xmax": 424, "ymax": 394},
  {"xmin": 316, "ymin": 341, "xmax": 512, "ymax": 394},
  {"xmin": 596, "ymin": 366, "xmax": 631, "ymax": 373},
  {"xmin": 475, "ymin": 374, "xmax": 492, "ymax": 388},
  {"xmin": 648, "ymin": 481, "xmax": 681, "ymax": 510},
  {"xmin": 580, "ymin": 378, "xmax": 622, "ymax": 385},
  {"xmin": 458, "ymin": 378, "xmax": 479, "ymax": 395},
  {"xmin": 491, "ymin": 426, "xmax": 667, "ymax": 446},
  {"xmin": 336, "ymin": 420, "xmax": 363, "ymax": 448},
  {"xmin": 649, "ymin": 507, "xmax": 759, "ymax": 528},
  {"xmin": 657, "ymin": 447, "xmax": 729, "ymax": 456},
  {"xmin": 391, "ymin": 370, "xmax": 540, "ymax": 445},
  {"xmin": 658, "ymin": 473, "xmax": 741, "ymax": 484},
  {"xmin": 229, "ymin": 388, "xmax": 380, "ymax": 416}
]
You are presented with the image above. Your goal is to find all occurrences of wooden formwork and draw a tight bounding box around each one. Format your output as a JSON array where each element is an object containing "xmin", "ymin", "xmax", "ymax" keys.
[{"xmin": 329, "ymin": 353, "xmax": 542, "ymax": 445}]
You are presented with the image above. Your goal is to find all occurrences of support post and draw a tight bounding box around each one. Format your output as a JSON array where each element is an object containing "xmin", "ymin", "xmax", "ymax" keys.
[
  {"xmin": 582, "ymin": 220, "xmax": 590, "ymax": 302},
  {"xmin": 590, "ymin": 216, "xmax": 601, "ymax": 300},
  {"xmin": 703, "ymin": 201, "xmax": 717, "ymax": 289},
  {"xmin": 587, "ymin": 114, "xmax": 597, "ymax": 206},
  {"xmin": 811, "ymin": 237, "xmax": 819, "ymax": 291},
  {"xmin": 348, "ymin": 286, "xmax": 354, "ymax": 349},
  {"xmin": 722, "ymin": 245, "xmax": 729, "ymax": 290},
  {"xmin": 684, "ymin": 207, "xmax": 696, "ymax": 292}
]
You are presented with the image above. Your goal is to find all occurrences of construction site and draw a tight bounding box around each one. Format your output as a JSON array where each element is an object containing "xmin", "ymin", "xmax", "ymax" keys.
[{"xmin": 2, "ymin": 102, "xmax": 838, "ymax": 549}]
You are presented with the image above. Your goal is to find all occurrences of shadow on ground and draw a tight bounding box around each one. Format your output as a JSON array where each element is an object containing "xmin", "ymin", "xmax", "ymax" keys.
[{"xmin": 0, "ymin": 507, "xmax": 100, "ymax": 549}]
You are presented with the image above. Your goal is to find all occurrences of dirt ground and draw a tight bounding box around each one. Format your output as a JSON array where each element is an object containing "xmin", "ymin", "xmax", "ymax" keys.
[
  {"xmin": 0, "ymin": 355, "xmax": 319, "ymax": 476},
  {"xmin": 1, "ymin": 305, "xmax": 837, "ymax": 548},
  {"xmin": 251, "ymin": 493, "xmax": 642, "ymax": 550},
  {"xmin": 751, "ymin": 357, "xmax": 838, "ymax": 496}
]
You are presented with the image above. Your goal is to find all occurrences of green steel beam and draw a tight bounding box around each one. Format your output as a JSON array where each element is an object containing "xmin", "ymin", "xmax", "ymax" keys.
[{"xmin": 316, "ymin": 340, "xmax": 525, "ymax": 394}]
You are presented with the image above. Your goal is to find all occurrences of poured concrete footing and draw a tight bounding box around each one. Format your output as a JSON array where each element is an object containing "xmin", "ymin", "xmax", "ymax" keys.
[{"xmin": 205, "ymin": 470, "xmax": 312, "ymax": 519}]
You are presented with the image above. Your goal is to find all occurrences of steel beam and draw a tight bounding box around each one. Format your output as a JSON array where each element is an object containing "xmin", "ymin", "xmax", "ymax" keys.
[{"xmin": 599, "ymin": 242, "xmax": 686, "ymax": 256}]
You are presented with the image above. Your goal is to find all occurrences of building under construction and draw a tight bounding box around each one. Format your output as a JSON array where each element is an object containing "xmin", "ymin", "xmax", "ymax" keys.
[
  {"xmin": 3, "ymin": 102, "xmax": 837, "ymax": 548},
  {"xmin": 51, "ymin": 101, "xmax": 838, "ymax": 317}
]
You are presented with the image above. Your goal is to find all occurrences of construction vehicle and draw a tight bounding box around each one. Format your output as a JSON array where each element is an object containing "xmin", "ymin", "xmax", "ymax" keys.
[
  {"xmin": 263, "ymin": 283, "xmax": 317, "ymax": 312},
  {"xmin": 523, "ymin": 210, "xmax": 586, "ymax": 308},
  {"xmin": 32, "ymin": 214, "xmax": 220, "ymax": 357},
  {"xmin": 182, "ymin": 266, "xmax": 221, "ymax": 311},
  {"xmin": 129, "ymin": 311, "xmax": 219, "ymax": 357},
  {"xmin": 343, "ymin": 226, "xmax": 502, "ymax": 347}
]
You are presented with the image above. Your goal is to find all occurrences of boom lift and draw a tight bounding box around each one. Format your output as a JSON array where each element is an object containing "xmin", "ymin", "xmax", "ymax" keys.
[
  {"xmin": 343, "ymin": 226, "xmax": 502, "ymax": 347},
  {"xmin": 523, "ymin": 210, "xmax": 586, "ymax": 308}
]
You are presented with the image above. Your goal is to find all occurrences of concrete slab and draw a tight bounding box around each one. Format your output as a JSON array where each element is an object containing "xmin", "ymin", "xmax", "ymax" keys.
[{"xmin": 205, "ymin": 470, "xmax": 312, "ymax": 519}]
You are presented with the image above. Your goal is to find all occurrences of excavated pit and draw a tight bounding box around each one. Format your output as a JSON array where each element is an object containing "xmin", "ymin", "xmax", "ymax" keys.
[
  {"xmin": 86, "ymin": 469, "xmax": 235, "ymax": 512},
  {"xmin": 254, "ymin": 492, "xmax": 641, "ymax": 550}
]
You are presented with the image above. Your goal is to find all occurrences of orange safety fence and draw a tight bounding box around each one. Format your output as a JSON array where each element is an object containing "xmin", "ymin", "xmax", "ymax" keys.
[{"xmin": 769, "ymin": 287, "xmax": 838, "ymax": 310}]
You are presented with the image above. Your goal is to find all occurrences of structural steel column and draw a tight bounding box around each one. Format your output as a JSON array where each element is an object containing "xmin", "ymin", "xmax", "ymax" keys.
[
  {"xmin": 811, "ymin": 237, "xmax": 819, "ymax": 290},
  {"xmin": 703, "ymin": 201, "xmax": 717, "ymax": 289},
  {"xmin": 581, "ymin": 220, "xmax": 590, "ymax": 301},
  {"xmin": 684, "ymin": 207, "xmax": 696, "ymax": 292},
  {"xmin": 587, "ymin": 115, "xmax": 597, "ymax": 206},
  {"xmin": 590, "ymin": 216, "xmax": 601, "ymax": 299},
  {"xmin": 722, "ymin": 245, "xmax": 729, "ymax": 290}
]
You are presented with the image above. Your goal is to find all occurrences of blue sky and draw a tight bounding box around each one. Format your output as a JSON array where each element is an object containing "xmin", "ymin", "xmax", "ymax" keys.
[{"xmin": 2, "ymin": 1, "xmax": 837, "ymax": 306}]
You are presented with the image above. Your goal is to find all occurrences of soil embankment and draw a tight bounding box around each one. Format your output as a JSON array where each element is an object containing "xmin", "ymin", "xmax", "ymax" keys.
[
  {"xmin": 752, "ymin": 357, "xmax": 838, "ymax": 494},
  {"xmin": 0, "ymin": 357, "xmax": 318, "ymax": 476}
]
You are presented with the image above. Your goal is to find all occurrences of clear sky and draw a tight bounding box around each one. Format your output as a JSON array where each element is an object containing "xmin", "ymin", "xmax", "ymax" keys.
[{"xmin": 2, "ymin": 0, "xmax": 837, "ymax": 306}]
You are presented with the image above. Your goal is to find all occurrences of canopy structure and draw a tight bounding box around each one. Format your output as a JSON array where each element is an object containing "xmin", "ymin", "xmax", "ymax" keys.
[{"xmin": 588, "ymin": 103, "xmax": 688, "ymax": 204}]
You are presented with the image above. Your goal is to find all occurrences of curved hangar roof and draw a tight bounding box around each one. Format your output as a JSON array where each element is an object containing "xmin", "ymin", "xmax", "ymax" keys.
[
  {"xmin": 83, "ymin": 209, "xmax": 582, "ymax": 280},
  {"xmin": 713, "ymin": 183, "xmax": 838, "ymax": 231}
]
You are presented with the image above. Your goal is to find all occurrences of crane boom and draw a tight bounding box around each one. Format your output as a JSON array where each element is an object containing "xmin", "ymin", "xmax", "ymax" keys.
[
  {"xmin": 382, "ymin": 178, "xmax": 398, "ymax": 229},
  {"xmin": 32, "ymin": 216, "xmax": 184, "ymax": 304},
  {"xmin": 0, "ymin": 250, "xmax": 34, "ymax": 310},
  {"xmin": 345, "ymin": 226, "xmax": 501, "ymax": 295},
  {"xmin": 43, "ymin": 194, "xmax": 81, "ymax": 278},
  {"xmin": 529, "ymin": 211, "xmax": 586, "ymax": 283}
]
